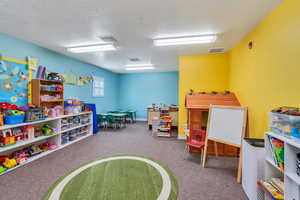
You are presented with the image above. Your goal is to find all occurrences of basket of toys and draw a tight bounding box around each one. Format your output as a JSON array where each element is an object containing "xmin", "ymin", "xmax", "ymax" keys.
[
  {"xmin": 0, "ymin": 103, "xmax": 25, "ymax": 125},
  {"xmin": 4, "ymin": 111, "xmax": 25, "ymax": 125}
]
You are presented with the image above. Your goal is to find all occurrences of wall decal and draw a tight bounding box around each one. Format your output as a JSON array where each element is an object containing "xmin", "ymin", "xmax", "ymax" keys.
[{"xmin": 0, "ymin": 55, "xmax": 29, "ymax": 106}]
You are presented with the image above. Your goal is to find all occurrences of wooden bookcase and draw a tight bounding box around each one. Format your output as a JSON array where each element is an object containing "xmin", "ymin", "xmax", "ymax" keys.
[{"xmin": 32, "ymin": 79, "xmax": 64, "ymax": 108}]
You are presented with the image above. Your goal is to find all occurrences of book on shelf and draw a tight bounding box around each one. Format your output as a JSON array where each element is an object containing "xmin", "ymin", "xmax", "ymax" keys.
[
  {"xmin": 270, "ymin": 178, "xmax": 284, "ymax": 194},
  {"xmin": 268, "ymin": 135, "xmax": 285, "ymax": 171},
  {"xmin": 258, "ymin": 179, "xmax": 284, "ymax": 200}
]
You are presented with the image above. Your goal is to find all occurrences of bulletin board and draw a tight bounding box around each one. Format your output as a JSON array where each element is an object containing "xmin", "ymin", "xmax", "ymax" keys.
[{"xmin": 0, "ymin": 56, "xmax": 29, "ymax": 106}]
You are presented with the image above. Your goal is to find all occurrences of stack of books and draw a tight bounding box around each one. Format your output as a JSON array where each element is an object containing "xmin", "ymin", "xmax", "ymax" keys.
[{"xmin": 258, "ymin": 178, "xmax": 284, "ymax": 200}]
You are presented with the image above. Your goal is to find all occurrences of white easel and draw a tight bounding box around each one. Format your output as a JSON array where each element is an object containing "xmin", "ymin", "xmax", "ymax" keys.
[{"xmin": 201, "ymin": 105, "xmax": 247, "ymax": 183}]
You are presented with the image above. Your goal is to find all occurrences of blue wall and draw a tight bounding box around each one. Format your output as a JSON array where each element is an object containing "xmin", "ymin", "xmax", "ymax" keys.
[
  {"xmin": 0, "ymin": 34, "xmax": 179, "ymax": 117},
  {"xmin": 119, "ymin": 72, "xmax": 178, "ymax": 119},
  {"xmin": 0, "ymin": 34, "xmax": 119, "ymax": 113}
]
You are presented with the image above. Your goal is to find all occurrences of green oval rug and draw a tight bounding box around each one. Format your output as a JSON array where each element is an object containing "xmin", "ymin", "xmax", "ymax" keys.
[{"xmin": 43, "ymin": 155, "xmax": 178, "ymax": 200}]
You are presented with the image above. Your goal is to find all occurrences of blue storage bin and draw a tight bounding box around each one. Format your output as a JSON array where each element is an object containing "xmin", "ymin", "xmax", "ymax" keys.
[{"xmin": 4, "ymin": 114, "xmax": 25, "ymax": 125}]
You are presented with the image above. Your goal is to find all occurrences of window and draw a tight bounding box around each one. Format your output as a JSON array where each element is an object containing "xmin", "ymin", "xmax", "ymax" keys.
[{"xmin": 92, "ymin": 76, "xmax": 104, "ymax": 97}]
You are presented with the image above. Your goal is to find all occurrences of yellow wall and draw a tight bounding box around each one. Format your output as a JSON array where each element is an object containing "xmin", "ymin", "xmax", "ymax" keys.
[
  {"xmin": 229, "ymin": 0, "xmax": 300, "ymax": 138},
  {"xmin": 178, "ymin": 54, "xmax": 230, "ymax": 136},
  {"xmin": 178, "ymin": 0, "xmax": 300, "ymax": 138}
]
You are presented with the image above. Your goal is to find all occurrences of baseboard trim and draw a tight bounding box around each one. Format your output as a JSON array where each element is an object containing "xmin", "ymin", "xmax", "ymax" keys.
[
  {"xmin": 136, "ymin": 118, "xmax": 147, "ymax": 121},
  {"xmin": 177, "ymin": 135, "xmax": 187, "ymax": 140}
]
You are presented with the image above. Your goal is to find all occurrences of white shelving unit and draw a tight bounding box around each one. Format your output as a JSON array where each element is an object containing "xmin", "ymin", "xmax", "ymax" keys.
[
  {"xmin": 265, "ymin": 132, "xmax": 300, "ymax": 200},
  {"xmin": 0, "ymin": 112, "xmax": 93, "ymax": 176}
]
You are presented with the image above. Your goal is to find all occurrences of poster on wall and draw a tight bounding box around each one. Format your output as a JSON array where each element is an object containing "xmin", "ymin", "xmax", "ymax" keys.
[
  {"xmin": 0, "ymin": 56, "xmax": 29, "ymax": 106},
  {"xmin": 64, "ymin": 71, "xmax": 92, "ymax": 86}
]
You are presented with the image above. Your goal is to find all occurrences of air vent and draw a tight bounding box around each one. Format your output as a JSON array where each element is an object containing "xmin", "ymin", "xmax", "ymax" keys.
[
  {"xmin": 99, "ymin": 36, "xmax": 117, "ymax": 43},
  {"xmin": 129, "ymin": 58, "xmax": 140, "ymax": 62},
  {"xmin": 209, "ymin": 48, "xmax": 225, "ymax": 54}
]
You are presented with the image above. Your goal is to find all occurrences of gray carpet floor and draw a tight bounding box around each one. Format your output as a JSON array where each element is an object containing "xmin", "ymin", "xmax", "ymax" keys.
[{"xmin": 0, "ymin": 122, "xmax": 247, "ymax": 200}]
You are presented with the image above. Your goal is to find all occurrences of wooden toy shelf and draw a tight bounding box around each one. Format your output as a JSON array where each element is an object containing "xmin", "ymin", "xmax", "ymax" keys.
[
  {"xmin": 32, "ymin": 79, "xmax": 64, "ymax": 108},
  {"xmin": 0, "ymin": 112, "xmax": 93, "ymax": 176},
  {"xmin": 264, "ymin": 132, "xmax": 300, "ymax": 200}
]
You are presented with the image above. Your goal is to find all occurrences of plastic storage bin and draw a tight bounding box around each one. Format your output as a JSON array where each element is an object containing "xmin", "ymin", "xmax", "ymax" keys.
[
  {"xmin": 64, "ymin": 104, "xmax": 82, "ymax": 115},
  {"xmin": 269, "ymin": 112, "xmax": 300, "ymax": 138},
  {"xmin": 4, "ymin": 115, "xmax": 25, "ymax": 125},
  {"xmin": 61, "ymin": 135, "xmax": 69, "ymax": 144},
  {"xmin": 25, "ymin": 108, "xmax": 44, "ymax": 122}
]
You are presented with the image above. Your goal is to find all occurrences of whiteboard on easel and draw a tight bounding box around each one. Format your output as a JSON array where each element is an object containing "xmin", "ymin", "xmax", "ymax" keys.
[{"xmin": 207, "ymin": 106, "xmax": 247, "ymax": 147}]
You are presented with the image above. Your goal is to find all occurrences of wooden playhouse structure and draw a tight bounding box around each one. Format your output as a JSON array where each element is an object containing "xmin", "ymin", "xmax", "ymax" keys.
[{"xmin": 185, "ymin": 92, "xmax": 241, "ymax": 157}]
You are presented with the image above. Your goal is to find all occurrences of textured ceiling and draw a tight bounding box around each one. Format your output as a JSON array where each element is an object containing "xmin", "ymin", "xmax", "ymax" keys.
[{"xmin": 0, "ymin": 0, "xmax": 281, "ymax": 73}]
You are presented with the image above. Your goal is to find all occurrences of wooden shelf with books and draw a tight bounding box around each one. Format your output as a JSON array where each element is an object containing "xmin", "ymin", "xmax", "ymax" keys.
[{"xmin": 32, "ymin": 79, "xmax": 64, "ymax": 109}]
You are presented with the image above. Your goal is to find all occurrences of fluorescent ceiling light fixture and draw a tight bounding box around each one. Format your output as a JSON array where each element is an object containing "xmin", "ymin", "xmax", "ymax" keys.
[
  {"xmin": 125, "ymin": 63, "xmax": 153, "ymax": 67},
  {"xmin": 126, "ymin": 67, "xmax": 155, "ymax": 71},
  {"xmin": 153, "ymin": 34, "xmax": 217, "ymax": 46},
  {"xmin": 67, "ymin": 44, "xmax": 117, "ymax": 53}
]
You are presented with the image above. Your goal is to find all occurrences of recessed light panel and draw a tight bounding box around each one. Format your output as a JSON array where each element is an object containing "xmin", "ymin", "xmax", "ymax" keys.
[
  {"xmin": 67, "ymin": 44, "xmax": 117, "ymax": 53},
  {"xmin": 126, "ymin": 67, "xmax": 155, "ymax": 71},
  {"xmin": 154, "ymin": 34, "xmax": 217, "ymax": 46}
]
